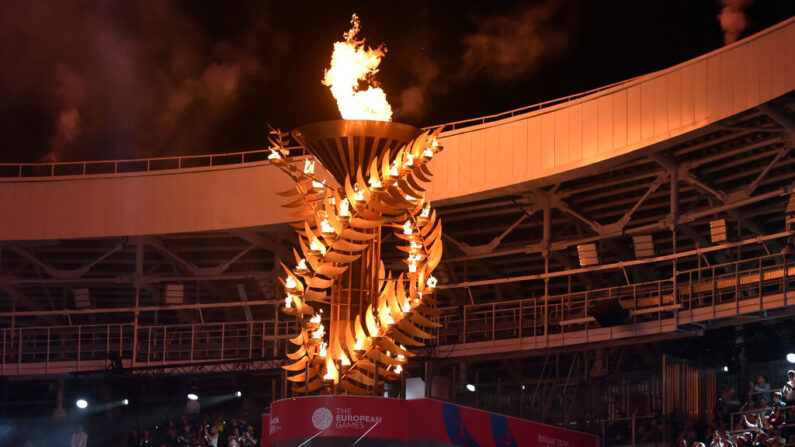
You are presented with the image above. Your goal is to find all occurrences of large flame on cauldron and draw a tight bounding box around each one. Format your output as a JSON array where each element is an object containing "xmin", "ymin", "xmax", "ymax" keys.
[{"xmin": 322, "ymin": 14, "xmax": 393, "ymax": 121}]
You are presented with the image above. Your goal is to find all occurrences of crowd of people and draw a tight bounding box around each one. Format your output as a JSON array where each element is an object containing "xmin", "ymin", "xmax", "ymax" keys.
[
  {"xmin": 123, "ymin": 413, "xmax": 259, "ymax": 447},
  {"xmin": 676, "ymin": 369, "xmax": 795, "ymax": 447}
]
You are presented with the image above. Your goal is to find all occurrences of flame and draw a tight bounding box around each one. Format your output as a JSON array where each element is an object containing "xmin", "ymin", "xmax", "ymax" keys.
[{"xmin": 323, "ymin": 14, "xmax": 392, "ymax": 121}]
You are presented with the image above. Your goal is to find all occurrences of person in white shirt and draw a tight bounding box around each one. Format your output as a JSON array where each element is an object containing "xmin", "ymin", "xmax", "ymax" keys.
[
  {"xmin": 782, "ymin": 370, "xmax": 795, "ymax": 402},
  {"xmin": 70, "ymin": 424, "xmax": 87, "ymax": 447}
]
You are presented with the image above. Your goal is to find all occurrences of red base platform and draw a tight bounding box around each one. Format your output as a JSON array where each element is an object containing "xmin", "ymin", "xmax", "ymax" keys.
[{"xmin": 262, "ymin": 395, "xmax": 599, "ymax": 447}]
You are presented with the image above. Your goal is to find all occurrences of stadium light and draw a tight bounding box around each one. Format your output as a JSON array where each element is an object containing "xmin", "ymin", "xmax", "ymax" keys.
[
  {"xmin": 187, "ymin": 393, "xmax": 199, "ymax": 401},
  {"xmin": 466, "ymin": 384, "xmax": 476, "ymax": 392},
  {"xmin": 235, "ymin": 391, "xmax": 243, "ymax": 398},
  {"xmin": 722, "ymin": 366, "xmax": 729, "ymax": 372},
  {"xmin": 122, "ymin": 398, "xmax": 129, "ymax": 406},
  {"xmin": 787, "ymin": 353, "xmax": 795, "ymax": 363},
  {"xmin": 76, "ymin": 399, "xmax": 88, "ymax": 409}
]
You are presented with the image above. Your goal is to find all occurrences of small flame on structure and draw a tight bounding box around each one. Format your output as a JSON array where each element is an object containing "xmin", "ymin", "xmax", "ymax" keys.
[
  {"xmin": 426, "ymin": 276, "xmax": 438, "ymax": 289},
  {"xmin": 323, "ymin": 14, "xmax": 393, "ymax": 121},
  {"xmin": 339, "ymin": 198, "xmax": 350, "ymax": 217},
  {"xmin": 354, "ymin": 336, "xmax": 363, "ymax": 350},
  {"xmin": 403, "ymin": 220, "xmax": 413, "ymax": 235},
  {"xmin": 318, "ymin": 341, "xmax": 328, "ymax": 357},
  {"xmin": 394, "ymin": 365, "xmax": 403, "ymax": 374},
  {"xmin": 304, "ymin": 159, "xmax": 315, "ymax": 175},
  {"xmin": 296, "ymin": 259, "xmax": 308, "ymax": 271},
  {"xmin": 313, "ymin": 323, "xmax": 325, "ymax": 339},
  {"xmin": 285, "ymin": 295, "xmax": 293, "ymax": 308},
  {"xmin": 320, "ymin": 217, "xmax": 335, "ymax": 234},
  {"xmin": 341, "ymin": 352, "xmax": 351, "ymax": 366},
  {"xmin": 285, "ymin": 276, "xmax": 298, "ymax": 290},
  {"xmin": 310, "ymin": 313, "xmax": 322, "ymax": 324},
  {"xmin": 402, "ymin": 300, "xmax": 411, "ymax": 313}
]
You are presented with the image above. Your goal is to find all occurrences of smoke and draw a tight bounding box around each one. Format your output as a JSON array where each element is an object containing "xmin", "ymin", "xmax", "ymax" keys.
[
  {"xmin": 460, "ymin": 1, "xmax": 570, "ymax": 81},
  {"xmin": 0, "ymin": 1, "xmax": 277, "ymax": 162},
  {"xmin": 717, "ymin": 0, "xmax": 754, "ymax": 45},
  {"xmin": 397, "ymin": 54, "xmax": 442, "ymax": 120}
]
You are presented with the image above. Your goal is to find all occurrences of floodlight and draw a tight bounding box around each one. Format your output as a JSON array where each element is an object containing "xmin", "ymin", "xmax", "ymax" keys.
[
  {"xmin": 235, "ymin": 391, "xmax": 243, "ymax": 398},
  {"xmin": 76, "ymin": 399, "xmax": 88, "ymax": 409},
  {"xmin": 466, "ymin": 384, "xmax": 476, "ymax": 392},
  {"xmin": 787, "ymin": 353, "xmax": 795, "ymax": 363},
  {"xmin": 187, "ymin": 393, "xmax": 199, "ymax": 401}
]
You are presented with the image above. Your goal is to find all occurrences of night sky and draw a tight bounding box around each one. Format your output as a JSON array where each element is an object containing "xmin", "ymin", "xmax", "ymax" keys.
[{"xmin": 0, "ymin": 0, "xmax": 792, "ymax": 163}]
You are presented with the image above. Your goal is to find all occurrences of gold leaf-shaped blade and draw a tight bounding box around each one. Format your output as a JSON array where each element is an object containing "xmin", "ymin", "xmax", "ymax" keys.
[
  {"xmin": 289, "ymin": 208, "xmax": 314, "ymax": 218},
  {"xmin": 357, "ymin": 207, "xmax": 389, "ymax": 222},
  {"xmin": 315, "ymin": 263, "xmax": 349, "ymax": 277},
  {"xmin": 365, "ymin": 305, "xmax": 380, "ymax": 338},
  {"xmin": 340, "ymin": 228, "xmax": 376, "ymax": 242},
  {"xmin": 409, "ymin": 310, "xmax": 442, "ymax": 328},
  {"xmin": 282, "ymin": 357, "xmax": 309, "ymax": 371},
  {"xmin": 376, "ymin": 336, "xmax": 413, "ymax": 357},
  {"xmin": 325, "ymin": 252, "xmax": 361, "ymax": 263},
  {"xmin": 299, "ymin": 237, "xmax": 321, "ymax": 271},
  {"xmin": 356, "ymin": 167, "xmax": 372, "ymax": 203},
  {"xmin": 355, "ymin": 358, "xmax": 390, "ymax": 376},
  {"xmin": 398, "ymin": 319, "xmax": 434, "ymax": 339},
  {"xmin": 397, "ymin": 178, "xmax": 423, "ymax": 198},
  {"xmin": 289, "ymin": 332, "xmax": 304, "ymax": 346},
  {"xmin": 287, "ymin": 345, "xmax": 307, "ymax": 360},
  {"xmin": 406, "ymin": 173, "xmax": 426, "ymax": 193},
  {"xmin": 416, "ymin": 303, "xmax": 441, "ymax": 316},
  {"xmin": 276, "ymin": 187, "xmax": 300, "ymax": 197},
  {"xmin": 307, "ymin": 276, "xmax": 334, "ymax": 289},
  {"xmin": 282, "ymin": 197, "xmax": 308, "ymax": 208},
  {"xmin": 344, "ymin": 176, "xmax": 358, "ymax": 209},
  {"xmin": 354, "ymin": 315, "xmax": 372, "ymax": 351},
  {"xmin": 344, "ymin": 321, "xmax": 358, "ymax": 357},
  {"xmin": 291, "ymin": 378, "xmax": 324, "ymax": 393},
  {"xmin": 365, "ymin": 349, "xmax": 401, "ymax": 366},
  {"xmin": 418, "ymin": 163, "xmax": 433, "ymax": 177},
  {"xmin": 331, "ymin": 238, "xmax": 368, "ymax": 252},
  {"xmin": 413, "ymin": 167, "xmax": 432, "ymax": 182},
  {"xmin": 303, "ymin": 289, "xmax": 327, "ymax": 301},
  {"xmin": 340, "ymin": 379, "xmax": 373, "ymax": 395},
  {"xmin": 348, "ymin": 217, "xmax": 383, "ymax": 229},
  {"xmin": 396, "ymin": 275, "xmax": 409, "ymax": 313},
  {"xmin": 345, "ymin": 370, "xmax": 375, "ymax": 386},
  {"xmin": 427, "ymin": 236, "xmax": 444, "ymax": 272},
  {"xmin": 389, "ymin": 328, "xmax": 424, "ymax": 347},
  {"xmin": 420, "ymin": 211, "xmax": 438, "ymax": 237}
]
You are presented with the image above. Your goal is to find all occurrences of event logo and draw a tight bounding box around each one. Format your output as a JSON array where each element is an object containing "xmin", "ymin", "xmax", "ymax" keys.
[
  {"xmin": 269, "ymin": 416, "xmax": 281, "ymax": 435},
  {"xmin": 312, "ymin": 407, "xmax": 334, "ymax": 430}
]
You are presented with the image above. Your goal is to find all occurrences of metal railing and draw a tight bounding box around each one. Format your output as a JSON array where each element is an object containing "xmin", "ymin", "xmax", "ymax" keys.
[
  {"xmin": 0, "ymin": 319, "xmax": 296, "ymax": 374},
  {"xmin": 436, "ymin": 253, "xmax": 794, "ymax": 348},
  {"xmin": 0, "ymin": 146, "xmax": 306, "ymax": 179},
  {"xmin": 1, "ymin": 253, "xmax": 793, "ymax": 374}
]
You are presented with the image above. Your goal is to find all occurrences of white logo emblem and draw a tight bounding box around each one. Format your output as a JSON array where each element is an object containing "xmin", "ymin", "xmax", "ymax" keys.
[{"xmin": 312, "ymin": 407, "xmax": 333, "ymax": 430}]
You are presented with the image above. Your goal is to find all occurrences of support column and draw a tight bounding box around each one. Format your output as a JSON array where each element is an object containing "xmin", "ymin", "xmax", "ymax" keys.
[
  {"xmin": 133, "ymin": 238, "xmax": 143, "ymax": 368},
  {"xmin": 542, "ymin": 194, "xmax": 551, "ymax": 339}
]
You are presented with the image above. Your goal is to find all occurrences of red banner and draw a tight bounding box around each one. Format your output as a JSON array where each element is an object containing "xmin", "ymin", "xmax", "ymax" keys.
[{"xmin": 266, "ymin": 396, "xmax": 599, "ymax": 447}]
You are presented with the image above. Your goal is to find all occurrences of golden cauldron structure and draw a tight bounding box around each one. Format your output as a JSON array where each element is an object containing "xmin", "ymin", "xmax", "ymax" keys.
[{"xmin": 267, "ymin": 119, "xmax": 444, "ymax": 395}]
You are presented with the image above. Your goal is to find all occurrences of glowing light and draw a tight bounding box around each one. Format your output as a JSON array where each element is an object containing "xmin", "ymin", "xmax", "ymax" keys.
[
  {"xmin": 304, "ymin": 159, "xmax": 315, "ymax": 175},
  {"xmin": 408, "ymin": 262, "xmax": 417, "ymax": 273},
  {"xmin": 402, "ymin": 300, "xmax": 411, "ymax": 313},
  {"xmin": 405, "ymin": 154, "xmax": 414, "ymax": 167},
  {"xmin": 322, "ymin": 14, "xmax": 392, "ymax": 121},
  {"xmin": 410, "ymin": 240, "xmax": 422, "ymax": 251},
  {"xmin": 420, "ymin": 204, "xmax": 431, "ymax": 218},
  {"xmin": 466, "ymin": 384, "xmax": 475, "ymax": 392},
  {"xmin": 295, "ymin": 258, "xmax": 308, "ymax": 272},
  {"xmin": 426, "ymin": 276, "xmax": 438, "ymax": 288},
  {"xmin": 722, "ymin": 365, "xmax": 729, "ymax": 372},
  {"xmin": 423, "ymin": 147, "xmax": 433, "ymax": 159},
  {"xmin": 284, "ymin": 295, "xmax": 292, "ymax": 308},
  {"xmin": 310, "ymin": 238, "xmax": 324, "ymax": 253},
  {"xmin": 403, "ymin": 220, "xmax": 413, "ymax": 235},
  {"xmin": 354, "ymin": 337, "xmax": 363, "ymax": 351},
  {"xmin": 339, "ymin": 198, "xmax": 350, "ymax": 217},
  {"xmin": 390, "ymin": 161, "xmax": 400, "ymax": 178},
  {"xmin": 788, "ymin": 353, "xmax": 795, "ymax": 363},
  {"xmin": 368, "ymin": 177, "xmax": 382, "ymax": 189},
  {"xmin": 324, "ymin": 362, "xmax": 336, "ymax": 381},
  {"xmin": 122, "ymin": 398, "xmax": 129, "ymax": 405},
  {"xmin": 76, "ymin": 399, "xmax": 88, "ymax": 409},
  {"xmin": 318, "ymin": 342, "xmax": 328, "ymax": 357},
  {"xmin": 187, "ymin": 393, "xmax": 199, "ymax": 401},
  {"xmin": 313, "ymin": 324, "xmax": 325, "ymax": 339},
  {"xmin": 341, "ymin": 352, "xmax": 351, "ymax": 366},
  {"xmin": 310, "ymin": 314, "xmax": 322, "ymax": 324},
  {"xmin": 268, "ymin": 149, "xmax": 281, "ymax": 160},
  {"xmin": 354, "ymin": 183, "xmax": 364, "ymax": 202},
  {"xmin": 285, "ymin": 276, "xmax": 298, "ymax": 290},
  {"xmin": 235, "ymin": 391, "xmax": 242, "ymax": 398},
  {"xmin": 385, "ymin": 313, "xmax": 395, "ymax": 325},
  {"xmin": 312, "ymin": 179, "xmax": 325, "ymax": 190},
  {"xmin": 394, "ymin": 365, "xmax": 403, "ymax": 374},
  {"xmin": 405, "ymin": 194, "xmax": 417, "ymax": 201},
  {"xmin": 320, "ymin": 218, "xmax": 335, "ymax": 234}
]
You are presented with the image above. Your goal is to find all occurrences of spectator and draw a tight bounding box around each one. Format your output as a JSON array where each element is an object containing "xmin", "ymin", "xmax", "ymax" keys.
[
  {"xmin": 70, "ymin": 424, "xmax": 87, "ymax": 447},
  {"xmin": 141, "ymin": 429, "xmax": 153, "ymax": 447},
  {"xmin": 242, "ymin": 425, "xmax": 258, "ymax": 447},
  {"xmin": 721, "ymin": 383, "xmax": 741, "ymax": 412},
  {"xmin": 741, "ymin": 398, "xmax": 761, "ymax": 429},
  {"xmin": 782, "ymin": 370, "xmax": 795, "ymax": 402},
  {"xmin": 752, "ymin": 375, "xmax": 772, "ymax": 403}
]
